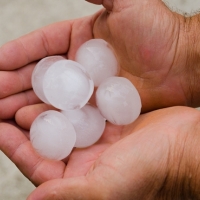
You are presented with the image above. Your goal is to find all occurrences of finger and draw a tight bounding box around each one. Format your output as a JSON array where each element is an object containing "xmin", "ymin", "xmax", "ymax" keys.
[
  {"xmin": 15, "ymin": 103, "xmax": 57, "ymax": 130},
  {"xmin": 0, "ymin": 20, "xmax": 73, "ymax": 70},
  {"xmin": 0, "ymin": 90, "xmax": 41, "ymax": 119},
  {"xmin": 0, "ymin": 123, "xmax": 66, "ymax": 186},
  {"xmin": 27, "ymin": 177, "xmax": 102, "ymax": 200},
  {"xmin": 0, "ymin": 15, "xmax": 96, "ymax": 71},
  {"xmin": 1, "ymin": 119, "xmax": 31, "ymax": 139},
  {"xmin": 0, "ymin": 62, "xmax": 35, "ymax": 99},
  {"xmin": 86, "ymin": 0, "xmax": 102, "ymax": 4},
  {"xmin": 86, "ymin": 0, "xmax": 113, "ymax": 11}
]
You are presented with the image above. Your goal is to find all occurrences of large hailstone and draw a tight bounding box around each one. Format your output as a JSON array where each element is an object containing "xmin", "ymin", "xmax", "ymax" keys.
[
  {"xmin": 96, "ymin": 77, "xmax": 142, "ymax": 125},
  {"xmin": 75, "ymin": 39, "xmax": 119, "ymax": 87},
  {"xmin": 43, "ymin": 60, "xmax": 94, "ymax": 110},
  {"xmin": 30, "ymin": 110, "xmax": 76, "ymax": 160},
  {"xmin": 32, "ymin": 56, "xmax": 65, "ymax": 104},
  {"xmin": 62, "ymin": 104, "xmax": 106, "ymax": 148}
]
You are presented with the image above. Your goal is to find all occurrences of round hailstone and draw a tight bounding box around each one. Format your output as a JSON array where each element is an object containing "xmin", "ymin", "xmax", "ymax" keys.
[
  {"xmin": 75, "ymin": 39, "xmax": 119, "ymax": 87},
  {"xmin": 30, "ymin": 110, "xmax": 76, "ymax": 160},
  {"xmin": 96, "ymin": 77, "xmax": 142, "ymax": 125},
  {"xmin": 32, "ymin": 56, "xmax": 65, "ymax": 104},
  {"xmin": 62, "ymin": 104, "xmax": 106, "ymax": 148},
  {"xmin": 43, "ymin": 60, "xmax": 94, "ymax": 110}
]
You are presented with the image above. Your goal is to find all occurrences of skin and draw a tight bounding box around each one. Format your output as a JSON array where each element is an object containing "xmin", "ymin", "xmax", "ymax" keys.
[
  {"xmin": 0, "ymin": 0, "xmax": 197, "ymax": 118},
  {"xmin": 2, "ymin": 106, "xmax": 200, "ymax": 200},
  {"xmin": 1, "ymin": 0, "xmax": 200, "ymax": 199}
]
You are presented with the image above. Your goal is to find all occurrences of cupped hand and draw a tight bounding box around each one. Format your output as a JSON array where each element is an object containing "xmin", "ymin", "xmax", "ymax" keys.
[
  {"xmin": 0, "ymin": 14, "xmax": 99, "ymax": 119},
  {"xmin": 86, "ymin": 0, "xmax": 192, "ymax": 111},
  {"xmin": 1, "ymin": 106, "xmax": 200, "ymax": 200},
  {"xmin": 0, "ymin": 0, "xmax": 193, "ymax": 119},
  {"xmin": 0, "ymin": 1, "xmax": 198, "ymax": 199}
]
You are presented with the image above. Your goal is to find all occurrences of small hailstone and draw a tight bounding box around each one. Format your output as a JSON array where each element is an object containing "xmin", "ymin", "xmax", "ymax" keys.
[
  {"xmin": 43, "ymin": 60, "xmax": 94, "ymax": 110},
  {"xmin": 30, "ymin": 110, "xmax": 76, "ymax": 160},
  {"xmin": 75, "ymin": 39, "xmax": 119, "ymax": 87},
  {"xmin": 62, "ymin": 104, "xmax": 106, "ymax": 148},
  {"xmin": 96, "ymin": 77, "xmax": 142, "ymax": 125},
  {"xmin": 32, "ymin": 56, "xmax": 65, "ymax": 104}
]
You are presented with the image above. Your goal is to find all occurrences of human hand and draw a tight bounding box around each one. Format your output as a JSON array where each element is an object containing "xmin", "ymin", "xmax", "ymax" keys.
[
  {"xmin": 1, "ymin": 106, "xmax": 200, "ymax": 199},
  {"xmin": 1, "ymin": 1, "xmax": 200, "ymax": 199},
  {"xmin": 88, "ymin": 0, "xmax": 198, "ymax": 111},
  {"xmin": 1, "ymin": 0, "xmax": 198, "ymax": 118},
  {"xmin": 0, "ymin": 14, "xmax": 99, "ymax": 119}
]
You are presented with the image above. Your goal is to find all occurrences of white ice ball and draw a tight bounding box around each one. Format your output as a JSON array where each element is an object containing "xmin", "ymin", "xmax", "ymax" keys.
[
  {"xmin": 30, "ymin": 110, "xmax": 76, "ymax": 160},
  {"xmin": 43, "ymin": 60, "xmax": 94, "ymax": 110},
  {"xmin": 75, "ymin": 39, "xmax": 119, "ymax": 87},
  {"xmin": 62, "ymin": 104, "xmax": 106, "ymax": 148},
  {"xmin": 32, "ymin": 56, "xmax": 65, "ymax": 104},
  {"xmin": 96, "ymin": 77, "xmax": 142, "ymax": 125}
]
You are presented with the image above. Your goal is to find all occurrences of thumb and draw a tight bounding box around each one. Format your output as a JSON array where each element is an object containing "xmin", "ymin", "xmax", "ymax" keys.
[
  {"xmin": 85, "ymin": 0, "xmax": 113, "ymax": 11},
  {"xmin": 27, "ymin": 177, "xmax": 103, "ymax": 200},
  {"xmin": 85, "ymin": 0, "xmax": 166, "ymax": 12}
]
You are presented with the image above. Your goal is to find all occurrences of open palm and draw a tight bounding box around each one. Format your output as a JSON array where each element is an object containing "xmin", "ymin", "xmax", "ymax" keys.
[
  {"xmin": 0, "ymin": 0, "xmax": 198, "ymax": 199},
  {"xmin": 1, "ymin": 102, "xmax": 132, "ymax": 197},
  {"xmin": 1, "ymin": 106, "xmax": 200, "ymax": 199},
  {"xmin": 92, "ymin": 0, "xmax": 191, "ymax": 111}
]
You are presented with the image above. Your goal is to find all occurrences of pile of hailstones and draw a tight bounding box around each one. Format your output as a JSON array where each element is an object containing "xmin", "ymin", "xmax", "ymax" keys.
[{"xmin": 30, "ymin": 39, "xmax": 142, "ymax": 161}]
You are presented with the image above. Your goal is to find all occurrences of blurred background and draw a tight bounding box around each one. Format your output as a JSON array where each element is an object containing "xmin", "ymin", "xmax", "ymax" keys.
[{"xmin": 0, "ymin": 0, "xmax": 200, "ymax": 199}]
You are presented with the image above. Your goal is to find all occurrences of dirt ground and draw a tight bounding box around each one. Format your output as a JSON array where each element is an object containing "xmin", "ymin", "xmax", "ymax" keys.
[{"xmin": 0, "ymin": 0, "xmax": 200, "ymax": 199}]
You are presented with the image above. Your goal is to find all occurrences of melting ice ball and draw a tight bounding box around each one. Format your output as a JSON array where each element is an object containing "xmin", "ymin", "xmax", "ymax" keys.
[
  {"xmin": 32, "ymin": 56, "xmax": 65, "ymax": 104},
  {"xmin": 43, "ymin": 60, "xmax": 94, "ymax": 110},
  {"xmin": 75, "ymin": 39, "xmax": 119, "ymax": 87},
  {"xmin": 96, "ymin": 77, "xmax": 142, "ymax": 125},
  {"xmin": 30, "ymin": 110, "xmax": 76, "ymax": 160},
  {"xmin": 62, "ymin": 104, "xmax": 106, "ymax": 148}
]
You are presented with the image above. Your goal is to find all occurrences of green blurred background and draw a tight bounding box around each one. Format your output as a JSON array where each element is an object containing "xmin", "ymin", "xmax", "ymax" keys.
[{"xmin": 0, "ymin": 0, "xmax": 200, "ymax": 199}]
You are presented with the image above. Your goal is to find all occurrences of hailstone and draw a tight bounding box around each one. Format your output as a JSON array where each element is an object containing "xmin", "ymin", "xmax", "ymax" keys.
[
  {"xmin": 43, "ymin": 60, "xmax": 94, "ymax": 110},
  {"xmin": 96, "ymin": 77, "xmax": 142, "ymax": 125},
  {"xmin": 75, "ymin": 39, "xmax": 119, "ymax": 87},
  {"xmin": 30, "ymin": 110, "xmax": 76, "ymax": 160},
  {"xmin": 32, "ymin": 56, "xmax": 65, "ymax": 104},
  {"xmin": 62, "ymin": 104, "xmax": 106, "ymax": 148}
]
